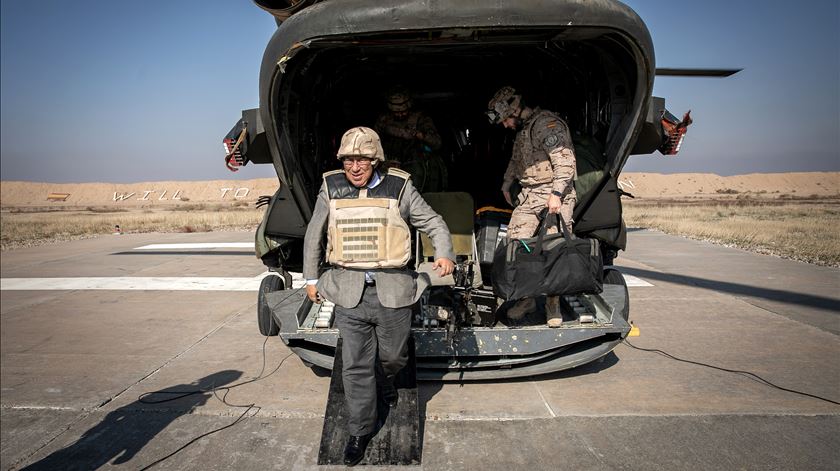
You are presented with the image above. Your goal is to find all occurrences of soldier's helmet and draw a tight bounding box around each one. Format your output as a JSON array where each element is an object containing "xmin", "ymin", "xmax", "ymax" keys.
[
  {"xmin": 337, "ymin": 127, "xmax": 385, "ymax": 164},
  {"xmin": 386, "ymin": 90, "xmax": 413, "ymax": 112},
  {"xmin": 487, "ymin": 86, "xmax": 522, "ymax": 124}
]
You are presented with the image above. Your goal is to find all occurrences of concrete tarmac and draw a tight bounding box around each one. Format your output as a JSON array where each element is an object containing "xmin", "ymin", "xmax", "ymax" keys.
[{"xmin": 1, "ymin": 230, "xmax": 838, "ymax": 470}]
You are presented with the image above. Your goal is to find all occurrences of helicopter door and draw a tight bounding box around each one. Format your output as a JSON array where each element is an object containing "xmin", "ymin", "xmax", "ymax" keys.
[
  {"xmin": 262, "ymin": 183, "xmax": 308, "ymax": 238},
  {"xmin": 255, "ymin": 182, "xmax": 309, "ymax": 265}
]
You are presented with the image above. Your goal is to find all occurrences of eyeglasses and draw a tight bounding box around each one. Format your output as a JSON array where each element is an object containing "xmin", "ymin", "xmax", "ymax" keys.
[{"xmin": 342, "ymin": 157, "xmax": 374, "ymax": 168}]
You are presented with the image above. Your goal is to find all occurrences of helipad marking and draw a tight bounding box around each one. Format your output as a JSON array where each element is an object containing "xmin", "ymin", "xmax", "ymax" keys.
[
  {"xmin": 623, "ymin": 274, "xmax": 653, "ymax": 287},
  {"xmin": 134, "ymin": 243, "xmax": 255, "ymax": 250},
  {"xmin": 0, "ymin": 272, "xmax": 305, "ymax": 291}
]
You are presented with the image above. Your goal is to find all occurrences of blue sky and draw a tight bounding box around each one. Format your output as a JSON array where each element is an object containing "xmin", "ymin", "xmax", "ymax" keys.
[{"xmin": 1, "ymin": 0, "xmax": 838, "ymax": 183}]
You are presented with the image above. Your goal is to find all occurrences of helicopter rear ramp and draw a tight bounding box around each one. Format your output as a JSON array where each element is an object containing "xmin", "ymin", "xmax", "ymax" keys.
[{"xmin": 318, "ymin": 338, "xmax": 421, "ymax": 465}]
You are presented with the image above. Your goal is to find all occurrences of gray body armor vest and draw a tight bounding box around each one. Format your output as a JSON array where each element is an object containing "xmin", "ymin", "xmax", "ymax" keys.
[{"xmin": 324, "ymin": 168, "xmax": 412, "ymax": 269}]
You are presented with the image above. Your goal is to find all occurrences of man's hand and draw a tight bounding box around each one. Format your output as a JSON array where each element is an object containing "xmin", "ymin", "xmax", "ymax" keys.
[
  {"xmin": 547, "ymin": 193, "xmax": 562, "ymax": 214},
  {"xmin": 503, "ymin": 190, "xmax": 513, "ymax": 207},
  {"xmin": 306, "ymin": 284, "xmax": 322, "ymax": 304},
  {"xmin": 432, "ymin": 258, "xmax": 455, "ymax": 277},
  {"xmin": 414, "ymin": 130, "xmax": 425, "ymax": 141}
]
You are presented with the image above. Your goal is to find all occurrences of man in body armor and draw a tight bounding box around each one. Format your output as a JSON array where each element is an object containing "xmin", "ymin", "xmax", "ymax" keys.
[
  {"xmin": 487, "ymin": 86, "xmax": 577, "ymax": 327},
  {"xmin": 303, "ymin": 127, "xmax": 454, "ymax": 466},
  {"xmin": 374, "ymin": 88, "xmax": 447, "ymax": 193}
]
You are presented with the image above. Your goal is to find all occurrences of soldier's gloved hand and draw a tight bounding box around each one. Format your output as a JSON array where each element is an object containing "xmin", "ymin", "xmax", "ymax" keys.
[
  {"xmin": 547, "ymin": 193, "xmax": 562, "ymax": 214},
  {"xmin": 503, "ymin": 190, "xmax": 513, "ymax": 207},
  {"xmin": 432, "ymin": 258, "xmax": 455, "ymax": 277},
  {"xmin": 306, "ymin": 284, "xmax": 322, "ymax": 304}
]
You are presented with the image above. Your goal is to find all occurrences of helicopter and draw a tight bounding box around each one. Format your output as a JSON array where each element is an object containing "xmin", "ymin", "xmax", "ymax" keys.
[{"xmin": 222, "ymin": 0, "xmax": 739, "ymax": 380}]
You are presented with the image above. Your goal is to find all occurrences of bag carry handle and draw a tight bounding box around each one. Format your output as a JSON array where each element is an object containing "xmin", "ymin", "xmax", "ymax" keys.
[
  {"xmin": 534, "ymin": 209, "xmax": 593, "ymax": 268},
  {"xmin": 534, "ymin": 207, "xmax": 575, "ymax": 249}
]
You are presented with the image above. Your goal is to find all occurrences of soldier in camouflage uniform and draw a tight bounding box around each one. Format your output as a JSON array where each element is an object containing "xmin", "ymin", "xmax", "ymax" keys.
[
  {"xmin": 487, "ymin": 86, "xmax": 577, "ymax": 327},
  {"xmin": 375, "ymin": 89, "xmax": 447, "ymax": 193}
]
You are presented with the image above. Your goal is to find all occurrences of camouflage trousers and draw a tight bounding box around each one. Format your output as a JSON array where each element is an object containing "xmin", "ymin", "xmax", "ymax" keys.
[{"xmin": 507, "ymin": 186, "xmax": 576, "ymax": 239}]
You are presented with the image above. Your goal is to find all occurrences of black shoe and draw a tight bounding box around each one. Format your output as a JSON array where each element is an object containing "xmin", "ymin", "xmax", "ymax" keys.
[{"xmin": 343, "ymin": 433, "xmax": 373, "ymax": 466}]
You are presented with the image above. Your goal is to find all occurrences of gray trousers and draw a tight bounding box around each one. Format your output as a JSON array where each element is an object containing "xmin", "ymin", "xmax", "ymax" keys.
[{"xmin": 334, "ymin": 284, "xmax": 412, "ymax": 435}]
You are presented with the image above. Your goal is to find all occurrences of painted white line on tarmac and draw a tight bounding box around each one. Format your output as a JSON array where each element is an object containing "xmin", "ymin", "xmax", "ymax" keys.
[
  {"xmin": 0, "ymin": 272, "xmax": 305, "ymax": 291},
  {"xmin": 1, "ymin": 272, "xmax": 646, "ymax": 291},
  {"xmin": 134, "ymin": 243, "xmax": 255, "ymax": 250},
  {"xmin": 623, "ymin": 274, "xmax": 653, "ymax": 287}
]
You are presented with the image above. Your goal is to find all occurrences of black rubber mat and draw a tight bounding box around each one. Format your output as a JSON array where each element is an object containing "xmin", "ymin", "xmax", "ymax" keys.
[{"xmin": 318, "ymin": 337, "xmax": 420, "ymax": 466}]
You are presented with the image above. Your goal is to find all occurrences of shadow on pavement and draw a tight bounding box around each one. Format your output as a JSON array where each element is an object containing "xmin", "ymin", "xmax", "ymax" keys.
[
  {"xmin": 417, "ymin": 381, "xmax": 443, "ymax": 457},
  {"xmin": 20, "ymin": 370, "xmax": 243, "ymax": 471},
  {"xmin": 620, "ymin": 266, "xmax": 840, "ymax": 314}
]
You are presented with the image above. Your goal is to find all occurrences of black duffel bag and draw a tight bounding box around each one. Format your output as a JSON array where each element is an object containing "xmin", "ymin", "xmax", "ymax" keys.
[{"xmin": 492, "ymin": 211, "xmax": 603, "ymax": 301}]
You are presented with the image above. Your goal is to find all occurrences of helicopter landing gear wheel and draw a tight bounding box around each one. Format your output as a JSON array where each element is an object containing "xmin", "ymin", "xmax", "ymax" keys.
[{"xmin": 258, "ymin": 275, "xmax": 283, "ymax": 336}]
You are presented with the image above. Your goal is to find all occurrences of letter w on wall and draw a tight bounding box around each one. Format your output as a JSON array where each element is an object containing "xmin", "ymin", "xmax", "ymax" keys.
[{"xmin": 113, "ymin": 192, "xmax": 136, "ymax": 201}]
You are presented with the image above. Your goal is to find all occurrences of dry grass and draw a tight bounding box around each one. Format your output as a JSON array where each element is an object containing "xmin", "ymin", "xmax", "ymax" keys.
[
  {"xmin": 4, "ymin": 199, "xmax": 839, "ymax": 267},
  {"xmin": 623, "ymin": 199, "xmax": 840, "ymax": 266},
  {"xmin": 0, "ymin": 207, "xmax": 264, "ymax": 250}
]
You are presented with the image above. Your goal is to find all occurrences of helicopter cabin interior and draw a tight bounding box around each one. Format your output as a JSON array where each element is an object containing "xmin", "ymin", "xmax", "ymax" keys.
[
  {"xmin": 276, "ymin": 28, "xmax": 641, "ymax": 208},
  {"xmin": 264, "ymin": 27, "xmax": 643, "ymax": 276}
]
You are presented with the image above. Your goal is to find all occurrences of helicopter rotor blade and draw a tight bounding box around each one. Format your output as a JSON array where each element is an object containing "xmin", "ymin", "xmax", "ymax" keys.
[{"xmin": 656, "ymin": 68, "xmax": 742, "ymax": 77}]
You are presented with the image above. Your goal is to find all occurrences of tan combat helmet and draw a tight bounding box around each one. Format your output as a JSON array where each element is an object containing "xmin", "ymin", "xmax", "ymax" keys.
[
  {"xmin": 336, "ymin": 127, "xmax": 385, "ymax": 164},
  {"xmin": 487, "ymin": 86, "xmax": 522, "ymax": 124},
  {"xmin": 386, "ymin": 89, "xmax": 412, "ymax": 112}
]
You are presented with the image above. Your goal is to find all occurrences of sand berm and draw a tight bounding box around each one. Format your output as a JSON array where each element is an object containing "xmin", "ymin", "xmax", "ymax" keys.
[{"xmin": 1, "ymin": 172, "xmax": 838, "ymax": 208}]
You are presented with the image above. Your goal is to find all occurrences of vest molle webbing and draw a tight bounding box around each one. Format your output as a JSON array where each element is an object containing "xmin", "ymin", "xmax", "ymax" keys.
[{"xmin": 324, "ymin": 169, "xmax": 412, "ymax": 269}]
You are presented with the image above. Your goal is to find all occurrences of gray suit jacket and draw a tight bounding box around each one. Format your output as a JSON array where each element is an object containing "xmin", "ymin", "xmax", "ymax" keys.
[{"xmin": 302, "ymin": 175, "xmax": 454, "ymax": 309}]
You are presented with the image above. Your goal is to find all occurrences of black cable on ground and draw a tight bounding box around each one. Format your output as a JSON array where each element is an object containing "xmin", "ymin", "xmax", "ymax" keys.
[
  {"xmin": 138, "ymin": 347, "xmax": 295, "ymax": 469},
  {"xmin": 138, "ymin": 337, "xmax": 294, "ymax": 405},
  {"xmin": 622, "ymin": 338, "xmax": 840, "ymax": 406},
  {"xmin": 137, "ymin": 321, "xmax": 296, "ymax": 469},
  {"xmin": 138, "ymin": 404, "xmax": 257, "ymax": 471}
]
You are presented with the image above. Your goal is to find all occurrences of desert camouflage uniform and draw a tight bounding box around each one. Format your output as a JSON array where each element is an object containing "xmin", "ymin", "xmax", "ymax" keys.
[
  {"xmin": 375, "ymin": 111, "xmax": 447, "ymax": 193},
  {"xmin": 502, "ymin": 108, "xmax": 577, "ymax": 239}
]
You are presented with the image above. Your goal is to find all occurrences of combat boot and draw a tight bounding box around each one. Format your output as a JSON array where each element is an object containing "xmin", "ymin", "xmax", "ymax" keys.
[
  {"xmin": 507, "ymin": 298, "xmax": 536, "ymax": 320},
  {"xmin": 546, "ymin": 296, "xmax": 563, "ymax": 328}
]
